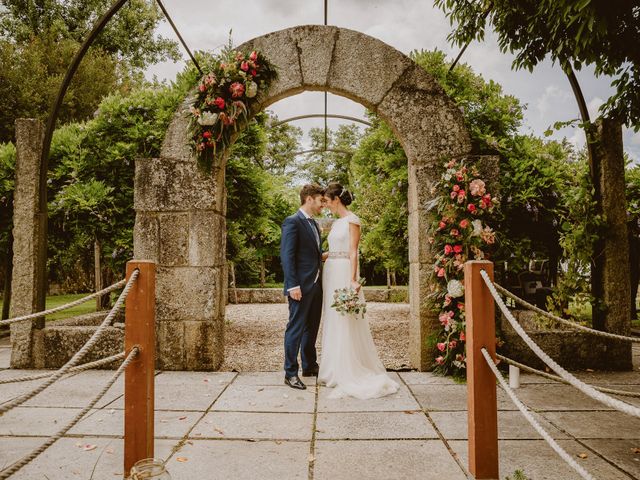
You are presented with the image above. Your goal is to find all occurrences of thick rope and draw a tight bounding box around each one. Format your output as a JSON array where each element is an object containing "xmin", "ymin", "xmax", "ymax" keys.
[
  {"xmin": 0, "ymin": 352, "xmax": 125, "ymax": 385},
  {"xmin": 0, "ymin": 270, "xmax": 138, "ymax": 415},
  {"xmin": 0, "ymin": 347, "xmax": 138, "ymax": 479},
  {"xmin": 0, "ymin": 279, "xmax": 127, "ymax": 326},
  {"xmin": 481, "ymin": 270, "xmax": 640, "ymax": 418},
  {"xmin": 493, "ymin": 281, "xmax": 639, "ymax": 343},
  {"xmin": 481, "ymin": 348, "xmax": 594, "ymax": 480},
  {"xmin": 497, "ymin": 354, "xmax": 640, "ymax": 398}
]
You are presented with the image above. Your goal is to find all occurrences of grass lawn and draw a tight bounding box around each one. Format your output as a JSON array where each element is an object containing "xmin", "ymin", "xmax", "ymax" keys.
[{"xmin": 0, "ymin": 293, "xmax": 97, "ymax": 321}]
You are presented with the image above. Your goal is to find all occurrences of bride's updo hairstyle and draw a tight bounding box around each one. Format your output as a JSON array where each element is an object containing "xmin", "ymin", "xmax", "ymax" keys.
[{"xmin": 325, "ymin": 182, "xmax": 353, "ymax": 206}]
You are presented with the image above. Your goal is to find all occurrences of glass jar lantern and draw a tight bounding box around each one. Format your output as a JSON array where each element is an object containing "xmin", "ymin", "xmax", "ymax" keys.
[{"xmin": 129, "ymin": 458, "xmax": 172, "ymax": 479}]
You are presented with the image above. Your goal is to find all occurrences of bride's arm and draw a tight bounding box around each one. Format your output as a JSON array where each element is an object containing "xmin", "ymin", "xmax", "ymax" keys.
[{"xmin": 349, "ymin": 223, "xmax": 361, "ymax": 291}]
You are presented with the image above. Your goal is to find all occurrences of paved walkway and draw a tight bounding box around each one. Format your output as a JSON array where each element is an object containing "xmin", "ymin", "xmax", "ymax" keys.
[{"xmin": 0, "ymin": 339, "xmax": 639, "ymax": 479}]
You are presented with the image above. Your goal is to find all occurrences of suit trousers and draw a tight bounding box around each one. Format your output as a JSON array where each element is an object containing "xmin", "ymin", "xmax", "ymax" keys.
[{"xmin": 284, "ymin": 280, "xmax": 322, "ymax": 377}]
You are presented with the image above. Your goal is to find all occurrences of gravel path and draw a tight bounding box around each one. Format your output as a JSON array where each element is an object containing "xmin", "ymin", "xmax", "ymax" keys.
[{"xmin": 221, "ymin": 302, "xmax": 411, "ymax": 372}]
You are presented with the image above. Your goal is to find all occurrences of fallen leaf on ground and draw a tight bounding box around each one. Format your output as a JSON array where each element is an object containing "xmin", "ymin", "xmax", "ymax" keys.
[
  {"xmin": 83, "ymin": 444, "xmax": 97, "ymax": 451},
  {"xmin": 257, "ymin": 388, "xmax": 264, "ymax": 392},
  {"xmin": 403, "ymin": 410, "xmax": 415, "ymax": 415},
  {"xmin": 577, "ymin": 453, "xmax": 588, "ymax": 459},
  {"xmin": 106, "ymin": 448, "xmax": 114, "ymax": 454},
  {"xmin": 178, "ymin": 416, "xmax": 187, "ymax": 420},
  {"xmin": 214, "ymin": 428, "xmax": 225, "ymax": 435},
  {"xmin": 186, "ymin": 441, "xmax": 193, "ymax": 445},
  {"xmin": 246, "ymin": 439, "xmax": 257, "ymax": 442},
  {"xmin": 631, "ymin": 447, "xmax": 640, "ymax": 454},
  {"xmin": 204, "ymin": 378, "xmax": 209, "ymax": 383},
  {"xmin": 176, "ymin": 457, "xmax": 188, "ymax": 462}
]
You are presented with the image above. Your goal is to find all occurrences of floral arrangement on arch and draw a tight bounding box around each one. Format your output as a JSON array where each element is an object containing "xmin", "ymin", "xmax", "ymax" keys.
[
  {"xmin": 188, "ymin": 47, "xmax": 277, "ymax": 171},
  {"xmin": 429, "ymin": 158, "xmax": 498, "ymax": 376}
]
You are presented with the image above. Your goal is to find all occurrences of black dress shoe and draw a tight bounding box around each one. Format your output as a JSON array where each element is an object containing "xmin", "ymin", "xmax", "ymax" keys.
[
  {"xmin": 284, "ymin": 375, "xmax": 306, "ymax": 390},
  {"xmin": 302, "ymin": 367, "xmax": 319, "ymax": 377}
]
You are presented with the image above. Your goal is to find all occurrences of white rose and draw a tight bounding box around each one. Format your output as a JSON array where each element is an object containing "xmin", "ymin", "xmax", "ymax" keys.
[
  {"xmin": 447, "ymin": 279, "xmax": 464, "ymax": 298},
  {"xmin": 197, "ymin": 111, "xmax": 219, "ymax": 126},
  {"xmin": 471, "ymin": 219, "xmax": 483, "ymax": 237},
  {"xmin": 245, "ymin": 81, "xmax": 258, "ymax": 98}
]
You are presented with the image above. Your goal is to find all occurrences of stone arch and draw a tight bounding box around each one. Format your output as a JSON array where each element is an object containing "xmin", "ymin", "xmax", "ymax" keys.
[{"xmin": 133, "ymin": 25, "xmax": 473, "ymax": 371}]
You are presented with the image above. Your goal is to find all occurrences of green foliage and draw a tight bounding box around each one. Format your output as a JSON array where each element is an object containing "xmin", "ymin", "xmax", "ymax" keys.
[
  {"xmin": 0, "ymin": 142, "xmax": 16, "ymax": 278},
  {"xmin": 505, "ymin": 470, "xmax": 530, "ymax": 480},
  {"xmin": 434, "ymin": 0, "xmax": 640, "ymax": 129}
]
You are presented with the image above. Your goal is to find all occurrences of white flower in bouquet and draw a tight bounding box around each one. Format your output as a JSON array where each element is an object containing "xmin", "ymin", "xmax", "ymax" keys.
[
  {"xmin": 471, "ymin": 219, "xmax": 483, "ymax": 237},
  {"xmin": 245, "ymin": 81, "xmax": 258, "ymax": 98},
  {"xmin": 197, "ymin": 111, "xmax": 219, "ymax": 126},
  {"xmin": 447, "ymin": 279, "xmax": 464, "ymax": 298}
]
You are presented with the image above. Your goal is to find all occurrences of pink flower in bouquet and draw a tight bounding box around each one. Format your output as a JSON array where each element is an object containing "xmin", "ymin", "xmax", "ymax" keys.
[
  {"xmin": 220, "ymin": 62, "xmax": 226, "ymax": 70},
  {"xmin": 467, "ymin": 203, "xmax": 477, "ymax": 213},
  {"xmin": 198, "ymin": 84, "xmax": 207, "ymax": 92},
  {"xmin": 457, "ymin": 302, "xmax": 464, "ymax": 311},
  {"xmin": 450, "ymin": 191, "xmax": 457, "ymax": 200},
  {"xmin": 469, "ymin": 179, "xmax": 486, "ymax": 196},
  {"xmin": 240, "ymin": 61, "xmax": 249, "ymax": 72},
  {"xmin": 219, "ymin": 112, "xmax": 234, "ymax": 126},
  {"xmin": 250, "ymin": 51, "xmax": 258, "ymax": 61},
  {"xmin": 214, "ymin": 97, "xmax": 225, "ymax": 109},
  {"xmin": 196, "ymin": 142, "xmax": 206, "ymax": 152},
  {"xmin": 439, "ymin": 312, "xmax": 451, "ymax": 326},
  {"xmin": 457, "ymin": 189, "xmax": 466, "ymax": 202},
  {"xmin": 480, "ymin": 194, "xmax": 492, "ymax": 209},
  {"xmin": 437, "ymin": 267, "xmax": 445, "ymax": 277},
  {"xmin": 459, "ymin": 331, "xmax": 466, "ymax": 341},
  {"xmin": 453, "ymin": 244, "xmax": 463, "ymax": 254},
  {"xmin": 438, "ymin": 221, "xmax": 446, "ymax": 230},
  {"xmin": 229, "ymin": 82, "xmax": 245, "ymax": 98},
  {"xmin": 452, "ymin": 184, "xmax": 460, "ymax": 192},
  {"xmin": 449, "ymin": 340, "xmax": 457, "ymax": 349},
  {"xmin": 251, "ymin": 68, "xmax": 257, "ymax": 76},
  {"xmin": 443, "ymin": 295, "xmax": 452, "ymax": 306},
  {"xmin": 450, "ymin": 228, "xmax": 459, "ymax": 237},
  {"xmin": 235, "ymin": 52, "xmax": 244, "ymax": 61},
  {"xmin": 445, "ymin": 159, "xmax": 456, "ymax": 168},
  {"xmin": 444, "ymin": 244, "xmax": 453, "ymax": 255},
  {"xmin": 456, "ymin": 172, "xmax": 464, "ymax": 182},
  {"xmin": 437, "ymin": 342, "xmax": 446, "ymax": 352},
  {"xmin": 481, "ymin": 226, "xmax": 496, "ymax": 244},
  {"xmin": 436, "ymin": 356, "xmax": 445, "ymax": 365},
  {"xmin": 459, "ymin": 219, "xmax": 469, "ymax": 229}
]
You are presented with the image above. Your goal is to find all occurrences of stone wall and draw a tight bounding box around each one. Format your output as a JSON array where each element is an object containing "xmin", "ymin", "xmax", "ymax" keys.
[{"xmin": 227, "ymin": 287, "xmax": 409, "ymax": 304}]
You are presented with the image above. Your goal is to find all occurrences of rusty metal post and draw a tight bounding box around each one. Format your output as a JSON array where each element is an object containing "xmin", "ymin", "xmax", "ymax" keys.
[
  {"xmin": 465, "ymin": 260, "xmax": 498, "ymax": 479},
  {"xmin": 124, "ymin": 260, "xmax": 156, "ymax": 477}
]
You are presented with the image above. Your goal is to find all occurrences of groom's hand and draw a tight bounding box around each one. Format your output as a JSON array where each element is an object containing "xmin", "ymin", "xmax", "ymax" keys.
[{"xmin": 289, "ymin": 287, "xmax": 302, "ymax": 301}]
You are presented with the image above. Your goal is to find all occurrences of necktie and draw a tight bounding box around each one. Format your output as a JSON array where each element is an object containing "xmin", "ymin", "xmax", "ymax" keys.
[{"xmin": 308, "ymin": 218, "xmax": 319, "ymax": 247}]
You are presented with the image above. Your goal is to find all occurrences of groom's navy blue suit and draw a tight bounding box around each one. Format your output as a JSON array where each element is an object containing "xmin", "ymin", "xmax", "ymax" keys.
[{"xmin": 280, "ymin": 210, "xmax": 323, "ymax": 377}]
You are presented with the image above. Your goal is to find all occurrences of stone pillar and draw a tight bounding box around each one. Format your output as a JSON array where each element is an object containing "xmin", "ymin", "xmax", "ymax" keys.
[
  {"xmin": 595, "ymin": 118, "xmax": 632, "ymax": 368},
  {"xmin": 134, "ymin": 103, "xmax": 227, "ymax": 371},
  {"xmin": 10, "ymin": 119, "xmax": 46, "ymax": 368}
]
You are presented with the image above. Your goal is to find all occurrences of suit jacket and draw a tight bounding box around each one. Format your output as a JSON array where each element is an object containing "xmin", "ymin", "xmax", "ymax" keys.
[{"xmin": 280, "ymin": 210, "xmax": 323, "ymax": 296}]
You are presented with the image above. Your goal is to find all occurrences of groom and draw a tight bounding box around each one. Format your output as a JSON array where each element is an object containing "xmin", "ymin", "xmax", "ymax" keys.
[{"xmin": 280, "ymin": 183, "xmax": 325, "ymax": 390}]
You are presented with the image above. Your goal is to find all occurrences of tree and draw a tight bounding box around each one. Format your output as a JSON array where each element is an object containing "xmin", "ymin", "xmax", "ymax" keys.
[
  {"xmin": 436, "ymin": 0, "xmax": 638, "ymax": 331},
  {"xmin": 261, "ymin": 114, "xmax": 303, "ymax": 177}
]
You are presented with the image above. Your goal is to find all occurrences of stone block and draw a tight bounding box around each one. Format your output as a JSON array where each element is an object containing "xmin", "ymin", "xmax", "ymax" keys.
[
  {"xmin": 158, "ymin": 213, "xmax": 189, "ymax": 266},
  {"xmin": 160, "ymin": 98, "xmax": 194, "ymax": 162},
  {"xmin": 378, "ymin": 86, "xmax": 471, "ymax": 167},
  {"xmin": 239, "ymin": 28, "xmax": 304, "ymax": 107},
  {"xmin": 408, "ymin": 209, "xmax": 435, "ymax": 264},
  {"xmin": 291, "ymin": 25, "xmax": 338, "ymax": 88},
  {"xmin": 407, "ymin": 164, "xmax": 438, "ymax": 213},
  {"xmin": 409, "ymin": 262, "xmax": 439, "ymax": 371},
  {"xmin": 133, "ymin": 212, "xmax": 159, "ymax": 261},
  {"xmin": 155, "ymin": 266, "xmax": 224, "ymax": 322},
  {"xmin": 38, "ymin": 326, "xmax": 123, "ymax": 368},
  {"xmin": 156, "ymin": 320, "xmax": 185, "ymax": 370},
  {"xmin": 134, "ymin": 157, "xmax": 224, "ymax": 212},
  {"xmin": 189, "ymin": 211, "xmax": 226, "ymax": 267},
  {"xmin": 328, "ymin": 28, "xmax": 413, "ymax": 110},
  {"xmin": 184, "ymin": 320, "xmax": 224, "ymax": 370}
]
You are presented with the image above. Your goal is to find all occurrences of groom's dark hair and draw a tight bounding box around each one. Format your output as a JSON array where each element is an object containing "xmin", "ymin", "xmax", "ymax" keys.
[{"xmin": 299, "ymin": 183, "xmax": 325, "ymax": 205}]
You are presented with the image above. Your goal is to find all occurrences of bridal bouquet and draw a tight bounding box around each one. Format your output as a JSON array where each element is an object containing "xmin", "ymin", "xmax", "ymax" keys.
[{"xmin": 331, "ymin": 278, "xmax": 367, "ymax": 317}]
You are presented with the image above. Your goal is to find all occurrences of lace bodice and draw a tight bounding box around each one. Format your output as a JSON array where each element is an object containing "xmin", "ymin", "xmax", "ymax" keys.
[{"xmin": 327, "ymin": 213, "xmax": 361, "ymax": 252}]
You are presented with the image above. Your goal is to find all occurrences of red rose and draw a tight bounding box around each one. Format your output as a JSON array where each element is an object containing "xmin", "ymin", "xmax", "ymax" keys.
[
  {"xmin": 460, "ymin": 331, "xmax": 466, "ymax": 341},
  {"xmin": 229, "ymin": 82, "xmax": 245, "ymax": 98},
  {"xmin": 240, "ymin": 61, "xmax": 249, "ymax": 72},
  {"xmin": 214, "ymin": 97, "xmax": 225, "ymax": 109},
  {"xmin": 444, "ymin": 244, "xmax": 453, "ymax": 255},
  {"xmin": 438, "ymin": 221, "xmax": 446, "ymax": 230},
  {"xmin": 250, "ymin": 51, "xmax": 258, "ymax": 61},
  {"xmin": 459, "ymin": 219, "xmax": 469, "ymax": 229},
  {"xmin": 467, "ymin": 203, "xmax": 477, "ymax": 213},
  {"xmin": 250, "ymin": 69, "xmax": 257, "ymax": 76},
  {"xmin": 202, "ymin": 131, "xmax": 212, "ymax": 139},
  {"xmin": 453, "ymin": 245, "xmax": 463, "ymax": 254},
  {"xmin": 457, "ymin": 302, "xmax": 464, "ymax": 311},
  {"xmin": 199, "ymin": 84, "xmax": 206, "ymax": 92}
]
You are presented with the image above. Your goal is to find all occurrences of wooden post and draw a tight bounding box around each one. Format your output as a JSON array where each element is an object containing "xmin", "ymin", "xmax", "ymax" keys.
[
  {"xmin": 465, "ymin": 260, "xmax": 498, "ymax": 479},
  {"xmin": 124, "ymin": 260, "xmax": 155, "ymax": 477}
]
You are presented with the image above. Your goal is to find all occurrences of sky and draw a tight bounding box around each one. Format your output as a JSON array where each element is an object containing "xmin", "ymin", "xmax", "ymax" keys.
[{"xmin": 144, "ymin": 0, "xmax": 640, "ymax": 161}]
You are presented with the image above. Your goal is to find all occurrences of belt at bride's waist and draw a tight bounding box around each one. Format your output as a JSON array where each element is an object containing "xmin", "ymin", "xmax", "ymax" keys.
[{"xmin": 327, "ymin": 251, "xmax": 350, "ymax": 259}]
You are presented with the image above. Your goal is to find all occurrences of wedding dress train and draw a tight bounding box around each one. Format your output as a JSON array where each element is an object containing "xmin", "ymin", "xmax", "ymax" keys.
[{"xmin": 318, "ymin": 213, "xmax": 399, "ymax": 399}]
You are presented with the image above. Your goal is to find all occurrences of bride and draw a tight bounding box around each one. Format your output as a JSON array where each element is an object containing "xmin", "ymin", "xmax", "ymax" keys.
[{"xmin": 318, "ymin": 182, "xmax": 399, "ymax": 399}]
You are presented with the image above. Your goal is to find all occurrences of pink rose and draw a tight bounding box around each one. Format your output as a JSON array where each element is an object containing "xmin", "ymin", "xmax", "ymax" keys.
[
  {"xmin": 251, "ymin": 69, "xmax": 257, "ymax": 76},
  {"xmin": 453, "ymin": 245, "xmax": 463, "ymax": 254},
  {"xmin": 437, "ymin": 342, "xmax": 446, "ymax": 352},
  {"xmin": 437, "ymin": 268, "xmax": 445, "ymax": 277},
  {"xmin": 199, "ymin": 84, "xmax": 207, "ymax": 92},
  {"xmin": 436, "ymin": 356, "xmax": 445, "ymax": 365},
  {"xmin": 450, "ymin": 191, "xmax": 457, "ymax": 200},
  {"xmin": 214, "ymin": 97, "xmax": 225, "ymax": 109},
  {"xmin": 467, "ymin": 203, "xmax": 477, "ymax": 213},
  {"xmin": 469, "ymin": 179, "xmax": 486, "ymax": 196},
  {"xmin": 457, "ymin": 302, "xmax": 464, "ymax": 311},
  {"xmin": 202, "ymin": 131, "xmax": 212, "ymax": 139},
  {"xmin": 229, "ymin": 82, "xmax": 245, "ymax": 98},
  {"xmin": 449, "ymin": 340, "xmax": 457, "ymax": 349},
  {"xmin": 240, "ymin": 61, "xmax": 249, "ymax": 72},
  {"xmin": 438, "ymin": 221, "xmax": 446, "ymax": 230},
  {"xmin": 459, "ymin": 219, "xmax": 469, "ymax": 229},
  {"xmin": 444, "ymin": 244, "xmax": 453, "ymax": 255},
  {"xmin": 453, "ymin": 184, "xmax": 460, "ymax": 192},
  {"xmin": 249, "ymin": 51, "xmax": 258, "ymax": 61},
  {"xmin": 439, "ymin": 312, "xmax": 451, "ymax": 325},
  {"xmin": 443, "ymin": 295, "xmax": 452, "ymax": 306}
]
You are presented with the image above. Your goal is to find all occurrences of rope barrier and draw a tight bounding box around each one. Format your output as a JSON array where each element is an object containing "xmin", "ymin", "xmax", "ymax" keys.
[
  {"xmin": 0, "ymin": 347, "xmax": 138, "ymax": 479},
  {"xmin": 492, "ymin": 281, "xmax": 640, "ymax": 343},
  {"xmin": 0, "ymin": 352, "xmax": 125, "ymax": 385},
  {"xmin": 481, "ymin": 270, "xmax": 640, "ymax": 418},
  {"xmin": 0, "ymin": 279, "xmax": 127, "ymax": 326},
  {"xmin": 481, "ymin": 348, "xmax": 594, "ymax": 480},
  {"xmin": 0, "ymin": 270, "xmax": 138, "ymax": 415},
  {"xmin": 496, "ymin": 354, "xmax": 640, "ymax": 398}
]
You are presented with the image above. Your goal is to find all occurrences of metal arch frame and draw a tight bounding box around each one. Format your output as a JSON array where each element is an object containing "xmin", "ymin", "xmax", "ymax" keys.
[
  {"xmin": 269, "ymin": 114, "xmax": 372, "ymax": 129},
  {"xmin": 293, "ymin": 148, "xmax": 353, "ymax": 157}
]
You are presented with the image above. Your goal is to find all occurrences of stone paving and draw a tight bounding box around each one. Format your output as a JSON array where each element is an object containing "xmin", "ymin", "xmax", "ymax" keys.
[{"xmin": 0, "ymin": 337, "xmax": 639, "ymax": 479}]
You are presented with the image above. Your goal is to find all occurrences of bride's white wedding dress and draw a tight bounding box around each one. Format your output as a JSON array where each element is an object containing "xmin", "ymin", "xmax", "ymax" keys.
[{"xmin": 318, "ymin": 212, "xmax": 399, "ymax": 399}]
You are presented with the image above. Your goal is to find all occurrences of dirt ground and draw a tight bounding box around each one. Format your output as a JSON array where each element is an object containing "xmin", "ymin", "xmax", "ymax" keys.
[{"xmin": 221, "ymin": 302, "xmax": 411, "ymax": 372}]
